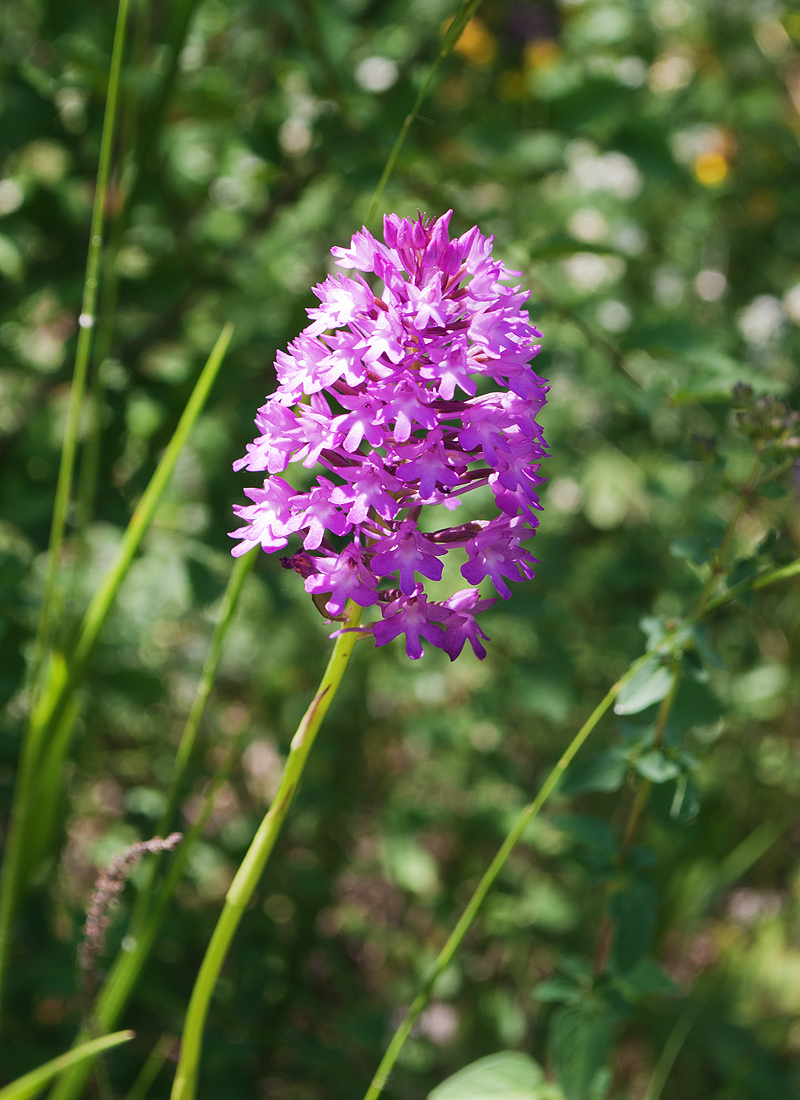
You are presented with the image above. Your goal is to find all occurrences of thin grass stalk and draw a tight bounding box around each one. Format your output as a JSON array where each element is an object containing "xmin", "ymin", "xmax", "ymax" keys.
[
  {"xmin": 0, "ymin": 326, "xmax": 232, "ymax": 1014},
  {"xmin": 170, "ymin": 602, "xmax": 365, "ymax": 1100},
  {"xmin": 76, "ymin": 0, "xmax": 204, "ymax": 533},
  {"xmin": 0, "ymin": 1033, "xmax": 133, "ymax": 1100},
  {"xmin": 129, "ymin": 547, "xmax": 257, "ymax": 933},
  {"xmin": 361, "ymin": 655, "xmax": 654, "ymax": 1100},
  {"xmin": 360, "ymin": 541, "xmax": 800, "ymax": 1098},
  {"xmin": 122, "ymin": 1036, "xmax": 174, "ymax": 1100},
  {"xmin": 32, "ymin": 0, "xmax": 131, "ymax": 687},
  {"xmin": 365, "ymin": 0, "xmax": 484, "ymax": 226}
]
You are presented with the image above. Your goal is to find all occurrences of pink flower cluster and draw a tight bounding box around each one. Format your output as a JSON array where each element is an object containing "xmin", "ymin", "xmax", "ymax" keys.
[{"xmin": 231, "ymin": 211, "xmax": 548, "ymax": 659}]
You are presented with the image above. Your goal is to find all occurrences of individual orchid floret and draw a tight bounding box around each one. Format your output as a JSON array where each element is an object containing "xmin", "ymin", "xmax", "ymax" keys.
[{"xmin": 232, "ymin": 210, "xmax": 548, "ymax": 659}]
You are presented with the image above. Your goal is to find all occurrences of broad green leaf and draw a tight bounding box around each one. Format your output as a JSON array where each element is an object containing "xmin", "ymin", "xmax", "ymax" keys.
[
  {"xmin": 609, "ymin": 887, "xmax": 656, "ymax": 975},
  {"xmin": 560, "ymin": 751, "xmax": 627, "ymax": 796},
  {"xmin": 634, "ymin": 751, "xmax": 681, "ymax": 784},
  {"xmin": 551, "ymin": 1006, "xmax": 610, "ymax": 1100},
  {"xmin": 0, "ymin": 1032, "xmax": 133, "ymax": 1100},
  {"xmin": 428, "ymin": 1052, "xmax": 561, "ymax": 1100},
  {"xmin": 615, "ymin": 659, "xmax": 675, "ymax": 716}
]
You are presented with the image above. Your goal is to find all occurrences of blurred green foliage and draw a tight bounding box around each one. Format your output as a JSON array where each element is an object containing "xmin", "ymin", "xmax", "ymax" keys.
[{"xmin": 1, "ymin": 0, "xmax": 800, "ymax": 1098}]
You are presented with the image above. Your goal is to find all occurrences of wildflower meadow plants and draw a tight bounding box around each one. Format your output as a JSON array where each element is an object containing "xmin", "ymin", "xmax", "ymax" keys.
[{"xmin": 2, "ymin": 2, "xmax": 800, "ymax": 1100}]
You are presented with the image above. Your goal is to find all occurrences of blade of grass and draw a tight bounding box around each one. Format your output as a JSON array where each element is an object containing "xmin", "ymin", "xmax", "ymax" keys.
[
  {"xmin": 32, "ymin": 0, "xmax": 132, "ymax": 689},
  {"xmin": 76, "ymin": 0, "xmax": 205, "ymax": 534},
  {"xmin": 361, "ymin": 658, "xmax": 643, "ymax": 1100},
  {"xmin": 0, "ymin": 325, "xmax": 233, "ymax": 1015},
  {"xmin": 129, "ymin": 547, "xmax": 257, "ymax": 933},
  {"xmin": 365, "ymin": 0, "xmax": 484, "ymax": 227},
  {"xmin": 121, "ymin": 1036, "xmax": 175, "ymax": 1100},
  {"xmin": 0, "ymin": 1032, "xmax": 133, "ymax": 1100}
]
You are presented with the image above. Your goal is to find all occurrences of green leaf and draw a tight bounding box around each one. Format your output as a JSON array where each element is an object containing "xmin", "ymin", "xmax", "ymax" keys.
[
  {"xmin": 551, "ymin": 1006, "xmax": 611, "ymax": 1100},
  {"xmin": 560, "ymin": 751, "xmax": 627, "ymax": 795},
  {"xmin": 670, "ymin": 536, "xmax": 714, "ymax": 565},
  {"xmin": 609, "ymin": 887, "xmax": 656, "ymax": 975},
  {"xmin": 534, "ymin": 977, "xmax": 583, "ymax": 1004},
  {"xmin": 614, "ymin": 659, "xmax": 675, "ymax": 716},
  {"xmin": 0, "ymin": 1032, "xmax": 133, "ymax": 1100},
  {"xmin": 634, "ymin": 751, "xmax": 681, "ymax": 784},
  {"xmin": 428, "ymin": 1052, "xmax": 559, "ymax": 1100},
  {"xmin": 759, "ymin": 482, "xmax": 788, "ymax": 499},
  {"xmin": 621, "ymin": 957, "xmax": 679, "ymax": 997}
]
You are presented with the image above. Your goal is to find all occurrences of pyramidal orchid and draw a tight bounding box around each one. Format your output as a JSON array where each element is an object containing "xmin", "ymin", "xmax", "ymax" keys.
[{"xmin": 231, "ymin": 211, "xmax": 548, "ymax": 659}]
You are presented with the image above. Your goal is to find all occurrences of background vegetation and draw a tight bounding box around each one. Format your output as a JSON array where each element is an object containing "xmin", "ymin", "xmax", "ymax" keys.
[{"xmin": 1, "ymin": 0, "xmax": 800, "ymax": 1097}]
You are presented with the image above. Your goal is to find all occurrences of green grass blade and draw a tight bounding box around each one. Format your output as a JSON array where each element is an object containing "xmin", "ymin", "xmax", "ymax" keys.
[
  {"xmin": 0, "ymin": 325, "xmax": 233, "ymax": 1016},
  {"xmin": 122, "ymin": 1036, "xmax": 174, "ymax": 1100},
  {"xmin": 32, "ymin": 0, "xmax": 132, "ymax": 688},
  {"xmin": 0, "ymin": 1032, "xmax": 133, "ymax": 1100}
]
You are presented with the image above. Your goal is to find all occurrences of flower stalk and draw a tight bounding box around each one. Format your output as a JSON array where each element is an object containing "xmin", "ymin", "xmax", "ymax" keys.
[{"xmin": 170, "ymin": 600, "xmax": 364, "ymax": 1100}]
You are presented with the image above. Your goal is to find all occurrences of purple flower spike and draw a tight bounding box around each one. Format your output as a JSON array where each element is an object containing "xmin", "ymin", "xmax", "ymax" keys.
[{"xmin": 232, "ymin": 211, "xmax": 548, "ymax": 660}]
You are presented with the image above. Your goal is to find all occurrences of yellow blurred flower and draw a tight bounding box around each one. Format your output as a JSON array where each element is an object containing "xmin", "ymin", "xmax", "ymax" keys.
[
  {"xmin": 693, "ymin": 150, "xmax": 729, "ymax": 187},
  {"xmin": 445, "ymin": 17, "xmax": 497, "ymax": 66},
  {"xmin": 524, "ymin": 39, "xmax": 561, "ymax": 71}
]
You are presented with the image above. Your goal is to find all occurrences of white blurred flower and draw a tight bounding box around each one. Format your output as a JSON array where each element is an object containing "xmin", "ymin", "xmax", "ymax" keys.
[
  {"xmin": 563, "ymin": 252, "xmax": 625, "ymax": 293},
  {"xmin": 209, "ymin": 176, "xmax": 248, "ymax": 209},
  {"xmin": 612, "ymin": 222, "xmax": 648, "ymax": 256},
  {"xmin": 279, "ymin": 118, "xmax": 312, "ymax": 156},
  {"xmin": 549, "ymin": 477, "xmax": 584, "ymax": 513},
  {"xmin": 566, "ymin": 141, "xmax": 642, "ymax": 200},
  {"xmin": 0, "ymin": 180, "xmax": 23, "ymax": 215},
  {"xmin": 597, "ymin": 299, "xmax": 632, "ymax": 332},
  {"xmin": 649, "ymin": 53, "xmax": 694, "ymax": 94},
  {"xmin": 738, "ymin": 295, "xmax": 784, "ymax": 346},
  {"xmin": 783, "ymin": 283, "xmax": 800, "ymax": 324},
  {"xmin": 671, "ymin": 125, "xmax": 727, "ymax": 165},
  {"xmin": 567, "ymin": 207, "xmax": 608, "ymax": 242},
  {"xmin": 616, "ymin": 56, "xmax": 648, "ymax": 87},
  {"xmin": 695, "ymin": 270, "xmax": 727, "ymax": 301},
  {"xmin": 653, "ymin": 267, "xmax": 685, "ymax": 308},
  {"xmin": 355, "ymin": 56, "xmax": 399, "ymax": 93},
  {"xmin": 418, "ymin": 1003, "xmax": 459, "ymax": 1046},
  {"xmin": 652, "ymin": 0, "xmax": 691, "ymax": 30}
]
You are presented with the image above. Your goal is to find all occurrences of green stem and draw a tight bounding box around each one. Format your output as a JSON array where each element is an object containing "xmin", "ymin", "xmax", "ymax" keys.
[
  {"xmin": 0, "ymin": 326, "xmax": 232, "ymax": 1019},
  {"xmin": 122, "ymin": 1035, "xmax": 174, "ymax": 1100},
  {"xmin": 32, "ymin": 0, "xmax": 131, "ymax": 687},
  {"xmin": 170, "ymin": 602, "xmax": 365, "ymax": 1100},
  {"xmin": 365, "ymin": 0, "xmax": 484, "ymax": 226},
  {"xmin": 75, "ymin": 0, "xmax": 204, "ymax": 534},
  {"xmin": 641, "ymin": 995, "xmax": 704, "ymax": 1100},
  {"xmin": 129, "ymin": 547, "xmax": 257, "ymax": 932},
  {"xmin": 694, "ymin": 455, "xmax": 761, "ymax": 617},
  {"xmin": 362, "ymin": 655, "xmax": 651, "ymax": 1100},
  {"xmin": 702, "ymin": 554, "xmax": 800, "ymax": 615}
]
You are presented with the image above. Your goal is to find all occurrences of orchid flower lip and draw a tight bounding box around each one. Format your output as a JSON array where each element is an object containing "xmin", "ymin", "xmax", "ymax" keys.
[{"xmin": 232, "ymin": 210, "xmax": 548, "ymax": 660}]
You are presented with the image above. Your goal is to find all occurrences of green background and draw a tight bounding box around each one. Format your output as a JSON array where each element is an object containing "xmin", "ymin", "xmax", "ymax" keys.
[{"xmin": 1, "ymin": 0, "xmax": 800, "ymax": 1096}]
